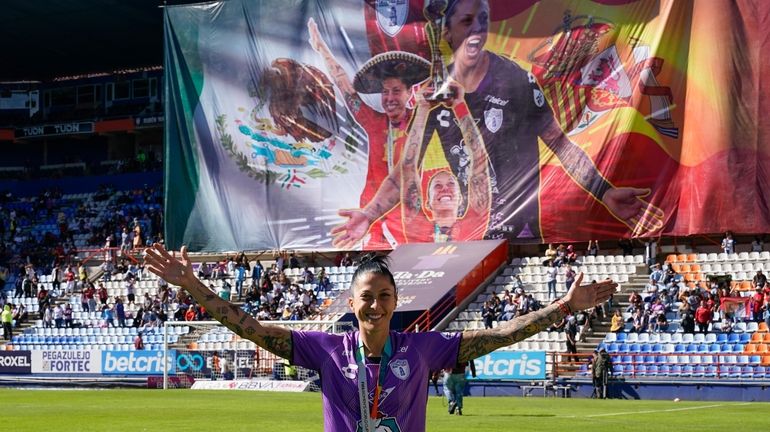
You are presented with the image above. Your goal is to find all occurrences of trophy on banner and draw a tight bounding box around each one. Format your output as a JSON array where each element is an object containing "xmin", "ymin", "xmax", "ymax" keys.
[{"xmin": 423, "ymin": 0, "xmax": 455, "ymax": 101}]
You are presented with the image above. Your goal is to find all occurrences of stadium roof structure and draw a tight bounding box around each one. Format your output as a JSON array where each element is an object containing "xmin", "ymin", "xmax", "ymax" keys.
[{"xmin": 1, "ymin": 0, "xmax": 195, "ymax": 82}]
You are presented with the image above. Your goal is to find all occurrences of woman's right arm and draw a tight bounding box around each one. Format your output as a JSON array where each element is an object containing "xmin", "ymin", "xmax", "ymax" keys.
[{"xmin": 144, "ymin": 244, "xmax": 292, "ymax": 359}]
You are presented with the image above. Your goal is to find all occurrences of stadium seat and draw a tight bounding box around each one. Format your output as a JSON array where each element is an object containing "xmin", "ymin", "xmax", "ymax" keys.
[
  {"xmin": 616, "ymin": 333, "xmax": 628, "ymax": 342},
  {"xmin": 704, "ymin": 366, "xmax": 718, "ymax": 377},
  {"xmin": 754, "ymin": 366, "xmax": 767, "ymax": 379},
  {"xmin": 681, "ymin": 365, "xmax": 694, "ymax": 377},
  {"xmin": 740, "ymin": 366, "xmax": 754, "ymax": 379},
  {"xmin": 674, "ymin": 344, "xmax": 687, "ymax": 353},
  {"xmin": 692, "ymin": 366, "xmax": 705, "ymax": 377},
  {"xmin": 750, "ymin": 355, "xmax": 762, "ymax": 364},
  {"xmin": 620, "ymin": 355, "xmax": 633, "ymax": 364},
  {"xmin": 727, "ymin": 334, "xmax": 740, "ymax": 343},
  {"xmin": 739, "ymin": 333, "xmax": 752, "ymax": 343},
  {"xmin": 607, "ymin": 343, "xmax": 620, "ymax": 353},
  {"xmin": 728, "ymin": 366, "xmax": 742, "ymax": 378},
  {"xmin": 658, "ymin": 365, "xmax": 670, "ymax": 376},
  {"xmin": 670, "ymin": 365, "xmax": 682, "ymax": 377}
]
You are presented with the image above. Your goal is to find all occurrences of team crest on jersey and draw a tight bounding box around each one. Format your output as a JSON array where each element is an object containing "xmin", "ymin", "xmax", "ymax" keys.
[
  {"xmin": 533, "ymin": 89, "xmax": 545, "ymax": 107},
  {"xmin": 441, "ymin": 332, "xmax": 454, "ymax": 340},
  {"xmin": 376, "ymin": 0, "xmax": 408, "ymax": 37},
  {"xmin": 342, "ymin": 363, "xmax": 358, "ymax": 380},
  {"xmin": 484, "ymin": 107, "xmax": 503, "ymax": 133},
  {"xmin": 357, "ymin": 416, "xmax": 401, "ymax": 432},
  {"xmin": 390, "ymin": 359, "xmax": 410, "ymax": 380}
]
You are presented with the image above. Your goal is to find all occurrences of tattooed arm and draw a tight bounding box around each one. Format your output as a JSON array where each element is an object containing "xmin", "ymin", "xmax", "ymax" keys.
[
  {"xmin": 307, "ymin": 18, "xmax": 363, "ymax": 115},
  {"xmin": 541, "ymin": 118, "xmax": 664, "ymax": 235},
  {"xmin": 454, "ymin": 100, "xmax": 491, "ymax": 216},
  {"xmin": 400, "ymin": 100, "xmax": 431, "ymax": 227},
  {"xmin": 144, "ymin": 244, "xmax": 292, "ymax": 359},
  {"xmin": 458, "ymin": 273, "xmax": 617, "ymax": 362}
]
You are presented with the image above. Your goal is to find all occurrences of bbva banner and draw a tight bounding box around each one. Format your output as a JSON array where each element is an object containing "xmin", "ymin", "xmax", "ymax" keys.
[{"xmin": 164, "ymin": 0, "xmax": 770, "ymax": 251}]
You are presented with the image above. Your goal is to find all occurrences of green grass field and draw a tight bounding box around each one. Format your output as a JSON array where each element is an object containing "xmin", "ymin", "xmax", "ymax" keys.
[{"xmin": 6, "ymin": 389, "xmax": 766, "ymax": 431}]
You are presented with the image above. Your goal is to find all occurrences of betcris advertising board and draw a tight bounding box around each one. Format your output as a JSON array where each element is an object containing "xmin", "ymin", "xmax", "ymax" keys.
[
  {"xmin": 472, "ymin": 351, "xmax": 546, "ymax": 380},
  {"xmin": 102, "ymin": 350, "xmax": 176, "ymax": 376}
]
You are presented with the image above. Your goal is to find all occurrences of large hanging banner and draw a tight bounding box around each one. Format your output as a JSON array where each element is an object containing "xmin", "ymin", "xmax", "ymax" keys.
[{"xmin": 164, "ymin": 0, "xmax": 770, "ymax": 252}]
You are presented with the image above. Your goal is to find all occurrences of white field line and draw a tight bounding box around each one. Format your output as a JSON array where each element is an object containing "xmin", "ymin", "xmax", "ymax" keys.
[{"xmin": 562, "ymin": 402, "xmax": 752, "ymax": 418}]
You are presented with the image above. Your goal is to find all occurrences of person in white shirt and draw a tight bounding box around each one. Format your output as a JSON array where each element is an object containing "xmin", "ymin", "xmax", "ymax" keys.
[
  {"xmin": 721, "ymin": 232, "xmax": 735, "ymax": 255},
  {"xmin": 546, "ymin": 262, "xmax": 558, "ymax": 300}
]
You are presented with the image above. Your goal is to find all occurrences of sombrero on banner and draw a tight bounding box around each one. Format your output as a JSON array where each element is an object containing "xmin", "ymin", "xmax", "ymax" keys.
[{"xmin": 353, "ymin": 51, "xmax": 431, "ymax": 94}]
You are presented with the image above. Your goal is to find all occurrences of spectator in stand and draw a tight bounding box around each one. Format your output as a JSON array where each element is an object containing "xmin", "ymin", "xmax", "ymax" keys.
[
  {"xmin": 42, "ymin": 305, "xmax": 54, "ymax": 328},
  {"xmin": 544, "ymin": 243, "xmax": 557, "ymax": 265},
  {"xmin": 77, "ymin": 263, "xmax": 88, "ymax": 292},
  {"xmin": 134, "ymin": 332, "xmax": 145, "ymax": 350},
  {"xmin": 97, "ymin": 283, "xmax": 109, "ymax": 306},
  {"xmin": 694, "ymin": 300, "xmax": 713, "ymax": 333},
  {"xmin": 37, "ymin": 285, "xmax": 50, "ymax": 319},
  {"xmin": 63, "ymin": 304, "xmax": 73, "ymax": 328},
  {"xmin": 1, "ymin": 305, "xmax": 12, "ymax": 340},
  {"xmin": 499, "ymin": 296, "xmax": 516, "ymax": 321},
  {"xmin": 132, "ymin": 220, "xmax": 143, "ymax": 249},
  {"xmin": 482, "ymin": 300, "xmax": 496, "ymax": 329},
  {"xmin": 235, "ymin": 263, "xmax": 246, "ymax": 301},
  {"xmin": 751, "ymin": 288, "xmax": 765, "ymax": 323},
  {"xmin": 564, "ymin": 245, "xmax": 578, "ymax": 264},
  {"xmin": 564, "ymin": 265, "xmax": 576, "ymax": 291},
  {"xmin": 12, "ymin": 303, "xmax": 28, "ymax": 327},
  {"xmin": 64, "ymin": 265, "xmax": 76, "ymax": 295},
  {"xmin": 721, "ymin": 231, "xmax": 735, "ymax": 255},
  {"xmin": 302, "ymin": 266, "xmax": 314, "ymax": 285},
  {"xmin": 120, "ymin": 227, "xmax": 131, "ymax": 255},
  {"xmin": 587, "ymin": 240, "xmax": 599, "ymax": 257},
  {"xmin": 101, "ymin": 304, "xmax": 115, "ymax": 327},
  {"xmin": 753, "ymin": 270, "xmax": 767, "ymax": 290},
  {"xmin": 610, "ymin": 309, "xmax": 624, "ymax": 333},
  {"xmin": 340, "ymin": 252, "xmax": 353, "ymax": 267},
  {"xmin": 124, "ymin": 273, "xmax": 136, "ymax": 305},
  {"xmin": 251, "ymin": 260, "xmax": 263, "ymax": 287},
  {"xmin": 546, "ymin": 261, "xmax": 558, "ymax": 300},
  {"xmin": 653, "ymin": 312, "xmax": 669, "ymax": 332},
  {"xmin": 50, "ymin": 264, "xmax": 61, "ymax": 294},
  {"xmin": 631, "ymin": 307, "xmax": 648, "ymax": 333},
  {"xmin": 185, "ymin": 304, "xmax": 197, "ymax": 321},
  {"xmin": 198, "ymin": 262, "xmax": 211, "ymax": 280},
  {"xmin": 626, "ymin": 291, "xmax": 642, "ymax": 313},
  {"xmin": 53, "ymin": 303, "xmax": 64, "ymax": 328},
  {"xmin": 115, "ymin": 297, "xmax": 126, "ymax": 327},
  {"xmin": 289, "ymin": 253, "xmax": 301, "ymax": 269},
  {"xmin": 751, "ymin": 236, "xmax": 764, "ymax": 253},
  {"xmin": 565, "ymin": 315, "xmax": 578, "ymax": 355}
]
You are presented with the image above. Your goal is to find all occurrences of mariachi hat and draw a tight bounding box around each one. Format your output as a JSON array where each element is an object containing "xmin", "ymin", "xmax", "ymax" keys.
[{"xmin": 353, "ymin": 51, "xmax": 431, "ymax": 94}]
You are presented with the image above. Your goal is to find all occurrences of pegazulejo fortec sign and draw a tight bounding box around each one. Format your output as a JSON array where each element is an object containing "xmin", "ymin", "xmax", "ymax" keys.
[{"xmin": 26, "ymin": 350, "xmax": 176, "ymax": 375}]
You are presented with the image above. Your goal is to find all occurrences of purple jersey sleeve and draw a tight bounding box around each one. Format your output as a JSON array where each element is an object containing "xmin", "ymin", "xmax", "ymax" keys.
[
  {"xmin": 409, "ymin": 331, "xmax": 462, "ymax": 370},
  {"xmin": 291, "ymin": 330, "xmax": 343, "ymax": 370}
]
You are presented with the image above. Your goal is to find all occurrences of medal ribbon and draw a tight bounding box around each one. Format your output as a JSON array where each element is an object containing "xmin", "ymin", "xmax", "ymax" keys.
[{"xmin": 355, "ymin": 333, "xmax": 392, "ymax": 432}]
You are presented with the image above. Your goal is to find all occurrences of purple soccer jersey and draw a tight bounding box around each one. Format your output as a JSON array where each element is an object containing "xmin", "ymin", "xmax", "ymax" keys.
[{"xmin": 292, "ymin": 330, "xmax": 461, "ymax": 432}]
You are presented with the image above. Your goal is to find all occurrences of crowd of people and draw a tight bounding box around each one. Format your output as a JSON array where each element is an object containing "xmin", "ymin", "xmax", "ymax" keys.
[{"xmin": 614, "ymin": 258, "xmax": 770, "ymax": 336}]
